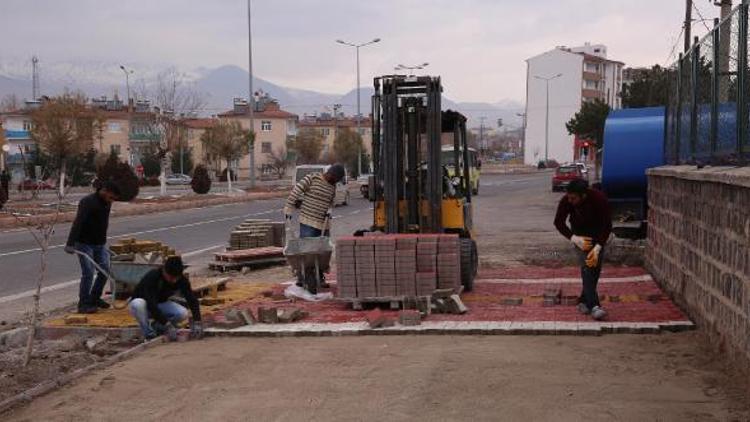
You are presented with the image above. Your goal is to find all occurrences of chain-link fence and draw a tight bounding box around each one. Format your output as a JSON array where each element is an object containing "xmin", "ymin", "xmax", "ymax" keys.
[{"xmin": 666, "ymin": 3, "xmax": 749, "ymax": 165}]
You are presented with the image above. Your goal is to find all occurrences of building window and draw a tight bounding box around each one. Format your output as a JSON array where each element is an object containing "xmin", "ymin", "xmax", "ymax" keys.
[
  {"xmin": 321, "ymin": 128, "xmax": 330, "ymax": 136},
  {"xmin": 583, "ymin": 79, "xmax": 599, "ymax": 90},
  {"xmin": 261, "ymin": 142, "xmax": 272, "ymax": 153},
  {"xmin": 22, "ymin": 121, "xmax": 32, "ymax": 131},
  {"xmin": 585, "ymin": 63, "xmax": 599, "ymax": 73},
  {"xmin": 108, "ymin": 122, "xmax": 122, "ymax": 133},
  {"xmin": 261, "ymin": 120, "xmax": 272, "ymax": 131},
  {"xmin": 110, "ymin": 144, "xmax": 121, "ymax": 155}
]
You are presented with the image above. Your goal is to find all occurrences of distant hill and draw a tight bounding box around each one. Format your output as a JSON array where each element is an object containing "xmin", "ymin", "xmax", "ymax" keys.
[{"xmin": 0, "ymin": 61, "xmax": 524, "ymax": 127}]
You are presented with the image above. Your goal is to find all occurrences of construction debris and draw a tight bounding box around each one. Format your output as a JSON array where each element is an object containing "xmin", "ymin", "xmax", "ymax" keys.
[
  {"xmin": 398, "ymin": 310, "xmax": 422, "ymax": 326},
  {"xmin": 64, "ymin": 315, "xmax": 89, "ymax": 325},
  {"xmin": 366, "ymin": 309, "xmax": 395, "ymax": 329},
  {"xmin": 543, "ymin": 288, "xmax": 562, "ymax": 307},
  {"xmin": 200, "ymin": 297, "xmax": 226, "ymax": 306},
  {"xmin": 277, "ymin": 308, "xmax": 305, "ymax": 323},
  {"xmin": 257, "ymin": 307, "xmax": 279, "ymax": 324}
]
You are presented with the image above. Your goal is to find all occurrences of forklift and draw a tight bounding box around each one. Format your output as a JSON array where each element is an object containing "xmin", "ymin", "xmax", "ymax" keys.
[{"xmin": 366, "ymin": 75, "xmax": 478, "ymax": 291}]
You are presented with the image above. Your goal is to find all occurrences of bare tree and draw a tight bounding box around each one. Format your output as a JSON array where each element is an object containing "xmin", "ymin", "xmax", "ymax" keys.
[
  {"xmin": 30, "ymin": 94, "xmax": 97, "ymax": 198},
  {"xmin": 294, "ymin": 127, "xmax": 324, "ymax": 164},
  {"xmin": 200, "ymin": 120, "xmax": 251, "ymax": 192},
  {"xmin": 266, "ymin": 146, "xmax": 293, "ymax": 179},
  {"xmin": 0, "ymin": 94, "xmax": 20, "ymax": 112},
  {"xmin": 145, "ymin": 68, "xmax": 206, "ymax": 195}
]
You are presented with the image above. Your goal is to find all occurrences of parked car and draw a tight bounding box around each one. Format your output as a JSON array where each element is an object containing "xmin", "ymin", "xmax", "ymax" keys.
[
  {"xmin": 18, "ymin": 179, "xmax": 55, "ymax": 191},
  {"xmin": 293, "ymin": 164, "xmax": 350, "ymax": 206},
  {"xmin": 574, "ymin": 162, "xmax": 589, "ymax": 179},
  {"xmin": 551, "ymin": 165, "xmax": 585, "ymax": 192},
  {"xmin": 165, "ymin": 173, "xmax": 192, "ymax": 185},
  {"xmin": 357, "ymin": 173, "xmax": 371, "ymax": 199}
]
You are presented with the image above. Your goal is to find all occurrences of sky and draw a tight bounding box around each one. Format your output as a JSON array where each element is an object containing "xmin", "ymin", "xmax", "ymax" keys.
[{"xmin": 0, "ymin": 0, "xmax": 725, "ymax": 103}]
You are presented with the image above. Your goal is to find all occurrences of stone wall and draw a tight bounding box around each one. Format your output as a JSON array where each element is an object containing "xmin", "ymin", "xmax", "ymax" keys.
[{"xmin": 646, "ymin": 166, "xmax": 750, "ymax": 365}]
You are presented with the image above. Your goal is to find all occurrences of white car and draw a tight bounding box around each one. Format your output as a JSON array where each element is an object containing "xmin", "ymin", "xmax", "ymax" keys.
[
  {"xmin": 293, "ymin": 164, "xmax": 350, "ymax": 206},
  {"xmin": 574, "ymin": 162, "xmax": 589, "ymax": 179},
  {"xmin": 165, "ymin": 173, "xmax": 192, "ymax": 185}
]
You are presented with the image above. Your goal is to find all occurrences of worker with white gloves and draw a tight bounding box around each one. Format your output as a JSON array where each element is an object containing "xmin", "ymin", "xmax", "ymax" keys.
[{"xmin": 554, "ymin": 179, "xmax": 612, "ymax": 320}]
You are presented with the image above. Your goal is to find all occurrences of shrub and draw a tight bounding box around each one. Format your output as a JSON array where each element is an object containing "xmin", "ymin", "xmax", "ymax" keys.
[
  {"xmin": 191, "ymin": 165, "xmax": 211, "ymax": 194},
  {"xmin": 95, "ymin": 154, "xmax": 139, "ymax": 201}
]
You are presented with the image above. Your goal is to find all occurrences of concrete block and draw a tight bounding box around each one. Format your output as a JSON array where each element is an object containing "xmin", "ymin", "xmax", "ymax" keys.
[
  {"xmin": 257, "ymin": 307, "xmax": 279, "ymax": 323},
  {"xmin": 398, "ymin": 310, "xmax": 422, "ymax": 326},
  {"xmin": 366, "ymin": 309, "xmax": 395, "ymax": 329},
  {"xmin": 239, "ymin": 310, "xmax": 256, "ymax": 325},
  {"xmin": 446, "ymin": 294, "xmax": 468, "ymax": 314}
]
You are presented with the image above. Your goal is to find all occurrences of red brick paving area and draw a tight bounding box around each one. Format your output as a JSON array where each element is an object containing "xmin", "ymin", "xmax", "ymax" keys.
[{"xmin": 208, "ymin": 266, "xmax": 689, "ymax": 326}]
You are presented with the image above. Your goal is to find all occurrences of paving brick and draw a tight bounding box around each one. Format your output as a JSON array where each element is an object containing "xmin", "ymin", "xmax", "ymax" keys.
[
  {"xmin": 257, "ymin": 307, "xmax": 279, "ymax": 323},
  {"xmin": 398, "ymin": 310, "xmax": 422, "ymax": 326}
]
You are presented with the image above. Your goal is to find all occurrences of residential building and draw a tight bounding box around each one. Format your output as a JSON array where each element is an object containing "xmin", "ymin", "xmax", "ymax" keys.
[
  {"xmin": 182, "ymin": 117, "xmax": 217, "ymax": 174},
  {"xmin": 524, "ymin": 43, "xmax": 624, "ymax": 165},
  {"xmin": 217, "ymin": 95, "xmax": 298, "ymax": 179},
  {"xmin": 297, "ymin": 113, "xmax": 373, "ymax": 161},
  {"xmin": 0, "ymin": 107, "xmax": 36, "ymax": 183}
]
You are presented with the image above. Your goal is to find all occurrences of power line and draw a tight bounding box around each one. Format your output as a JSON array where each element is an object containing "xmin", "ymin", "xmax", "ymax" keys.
[{"xmin": 692, "ymin": 2, "xmax": 713, "ymax": 35}]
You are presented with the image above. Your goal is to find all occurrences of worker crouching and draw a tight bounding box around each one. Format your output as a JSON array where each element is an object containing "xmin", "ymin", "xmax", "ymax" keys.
[{"xmin": 128, "ymin": 256, "xmax": 203, "ymax": 341}]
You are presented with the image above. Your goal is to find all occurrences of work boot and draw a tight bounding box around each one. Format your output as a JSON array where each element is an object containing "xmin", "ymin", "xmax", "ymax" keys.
[
  {"xmin": 576, "ymin": 303, "xmax": 590, "ymax": 315},
  {"xmin": 77, "ymin": 304, "xmax": 98, "ymax": 314},
  {"xmin": 95, "ymin": 298, "xmax": 111, "ymax": 309},
  {"xmin": 591, "ymin": 306, "xmax": 607, "ymax": 321}
]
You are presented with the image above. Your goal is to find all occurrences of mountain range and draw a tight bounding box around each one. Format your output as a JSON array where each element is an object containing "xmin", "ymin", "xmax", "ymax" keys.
[{"xmin": 0, "ymin": 60, "xmax": 524, "ymax": 129}]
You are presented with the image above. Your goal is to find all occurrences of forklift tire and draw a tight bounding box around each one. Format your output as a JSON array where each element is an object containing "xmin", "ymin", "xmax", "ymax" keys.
[
  {"xmin": 460, "ymin": 238, "xmax": 478, "ymax": 292},
  {"xmin": 304, "ymin": 268, "xmax": 318, "ymax": 295}
]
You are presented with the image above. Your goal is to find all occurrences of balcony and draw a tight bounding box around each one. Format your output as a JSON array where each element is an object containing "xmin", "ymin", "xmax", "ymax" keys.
[
  {"xmin": 4, "ymin": 130, "xmax": 31, "ymax": 140},
  {"xmin": 582, "ymin": 71, "xmax": 602, "ymax": 81},
  {"xmin": 582, "ymin": 89, "xmax": 603, "ymax": 99},
  {"xmin": 128, "ymin": 132, "xmax": 160, "ymax": 142}
]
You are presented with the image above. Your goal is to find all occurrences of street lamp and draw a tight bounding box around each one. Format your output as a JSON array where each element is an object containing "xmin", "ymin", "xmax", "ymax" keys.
[
  {"xmin": 533, "ymin": 73, "xmax": 563, "ymax": 163},
  {"xmin": 336, "ymin": 37, "xmax": 381, "ymax": 176},
  {"xmin": 394, "ymin": 62, "xmax": 429, "ymax": 74},
  {"xmin": 119, "ymin": 65, "xmax": 134, "ymax": 109}
]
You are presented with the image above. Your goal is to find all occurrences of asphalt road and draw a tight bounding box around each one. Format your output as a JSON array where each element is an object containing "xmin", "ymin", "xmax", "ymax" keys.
[{"xmin": 0, "ymin": 171, "xmax": 551, "ymax": 323}]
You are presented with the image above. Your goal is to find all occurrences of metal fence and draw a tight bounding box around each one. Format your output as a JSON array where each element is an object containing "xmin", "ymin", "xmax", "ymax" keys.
[{"xmin": 666, "ymin": 2, "xmax": 750, "ymax": 165}]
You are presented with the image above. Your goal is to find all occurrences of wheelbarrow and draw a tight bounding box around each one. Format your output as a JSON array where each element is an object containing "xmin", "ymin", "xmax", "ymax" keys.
[
  {"xmin": 283, "ymin": 215, "xmax": 333, "ymax": 295},
  {"xmin": 72, "ymin": 249, "xmax": 161, "ymax": 308}
]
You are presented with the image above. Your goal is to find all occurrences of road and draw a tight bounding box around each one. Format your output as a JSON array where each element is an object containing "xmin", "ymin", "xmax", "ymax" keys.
[{"xmin": 0, "ymin": 171, "xmax": 549, "ymax": 324}]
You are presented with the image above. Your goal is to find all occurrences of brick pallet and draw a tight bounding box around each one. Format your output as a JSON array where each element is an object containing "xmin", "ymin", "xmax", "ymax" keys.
[
  {"xmin": 336, "ymin": 234, "xmax": 462, "ymax": 309},
  {"xmin": 228, "ymin": 219, "xmax": 285, "ymax": 251},
  {"xmin": 208, "ymin": 246, "xmax": 286, "ymax": 272}
]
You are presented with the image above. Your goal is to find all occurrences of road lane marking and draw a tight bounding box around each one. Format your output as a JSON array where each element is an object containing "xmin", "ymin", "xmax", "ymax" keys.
[
  {"xmin": 0, "ymin": 244, "xmax": 227, "ymax": 304},
  {"xmin": 0, "ymin": 210, "xmax": 278, "ymax": 258}
]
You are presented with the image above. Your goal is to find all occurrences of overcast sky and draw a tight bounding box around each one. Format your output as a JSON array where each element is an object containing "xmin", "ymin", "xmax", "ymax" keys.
[{"xmin": 0, "ymin": 0, "xmax": 723, "ymax": 103}]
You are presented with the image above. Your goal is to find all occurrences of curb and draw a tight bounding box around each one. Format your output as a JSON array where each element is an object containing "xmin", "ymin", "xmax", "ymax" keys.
[
  {"xmin": 0, "ymin": 191, "xmax": 286, "ymax": 229},
  {"xmin": 0, "ymin": 336, "xmax": 165, "ymax": 415},
  {"xmin": 204, "ymin": 320, "xmax": 695, "ymax": 338}
]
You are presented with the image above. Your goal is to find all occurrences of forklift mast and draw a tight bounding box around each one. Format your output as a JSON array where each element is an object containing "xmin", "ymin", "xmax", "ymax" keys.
[{"xmin": 371, "ymin": 75, "xmax": 472, "ymax": 234}]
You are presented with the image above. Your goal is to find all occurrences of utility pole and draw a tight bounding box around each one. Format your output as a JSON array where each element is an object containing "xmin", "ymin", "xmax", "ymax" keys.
[
  {"xmin": 119, "ymin": 65, "xmax": 134, "ymax": 111},
  {"xmin": 333, "ymin": 103, "xmax": 341, "ymax": 161},
  {"xmin": 684, "ymin": 0, "xmax": 693, "ymax": 53},
  {"xmin": 479, "ymin": 117, "xmax": 486, "ymax": 156},
  {"xmin": 534, "ymin": 73, "xmax": 563, "ymax": 163},
  {"xmin": 247, "ymin": 0, "xmax": 256, "ymax": 189}
]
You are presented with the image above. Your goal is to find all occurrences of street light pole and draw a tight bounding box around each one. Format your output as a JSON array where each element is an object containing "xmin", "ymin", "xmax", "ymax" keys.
[
  {"xmin": 119, "ymin": 65, "xmax": 133, "ymax": 110},
  {"xmin": 394, "ymin": 62, "xmax": 429, "ymax": 74},
  {"xmin": 534, "ymin": 73, "xmax": 562, "ymax": 163},
  {"xmin": 336, "ymin": 38, "xmax": 380, "ymax": 176},
  {"xmin": 247, "ymin": 0, "xmax": 256, "ymax": 189}
]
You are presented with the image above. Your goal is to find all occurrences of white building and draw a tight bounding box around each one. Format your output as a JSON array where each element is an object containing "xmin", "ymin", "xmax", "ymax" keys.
[{"xmin": 523, "ymin": 43, "xmax": 624, "ymax": 166}]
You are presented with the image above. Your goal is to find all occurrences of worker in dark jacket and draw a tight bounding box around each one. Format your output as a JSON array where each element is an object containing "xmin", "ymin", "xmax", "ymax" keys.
[
  {"xmin": 64, "ymin": 181, "xmax": 120, "ymax": 314},
  {"xmin": 554, "ymin": 179, "xmax": 612, "ymax": 320},
  {"xmin": 129, "ymin": 256, "xmax": 203, "ymax": 341}
]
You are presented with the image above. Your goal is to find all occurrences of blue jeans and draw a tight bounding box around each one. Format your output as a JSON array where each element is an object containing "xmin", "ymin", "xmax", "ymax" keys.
[
  {"xmin": 300, "ymin": 223, "xmax": 322, "ymax": 238},
  {"xmin": 128, "ymin": 298, "xmax": 188, "ymax": 337},
  {"xmin": 75, "ymin": 243, "xmax": 110, "ymax": 307}
]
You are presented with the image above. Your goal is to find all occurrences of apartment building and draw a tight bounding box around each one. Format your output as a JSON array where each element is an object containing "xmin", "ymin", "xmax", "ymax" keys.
[
  {"xmin": 297, "ymin": 113, "xmax": 373, "ymax": 161},
  {"xmin": 217, "ymin": 95, "xmax": 298, "ymax": 178},
  {"xmin": 524, "ymin": 43, "xmax": 624, "ymax": 165}
]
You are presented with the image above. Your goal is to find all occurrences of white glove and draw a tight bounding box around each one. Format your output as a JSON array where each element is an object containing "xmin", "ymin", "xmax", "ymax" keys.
[{"xmin": 570, "ymin": 235, "xmax": 593, "ymax": 252}]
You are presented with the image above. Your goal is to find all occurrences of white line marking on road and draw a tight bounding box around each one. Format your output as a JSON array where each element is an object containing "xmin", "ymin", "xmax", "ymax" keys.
[
  {"xmin": 0, "ymin": 244, "xmax": 227, "ymax": 305},
  {"xmin": 0, "ymin": 210, "xmax": 276, "ymax": 258}
]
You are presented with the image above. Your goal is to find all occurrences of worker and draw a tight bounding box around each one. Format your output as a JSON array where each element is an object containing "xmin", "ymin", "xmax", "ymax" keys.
[
  {"xmin": 128, "ymin": 256, "xmax": 203, "ymax": 341},
  {"xmin": 64, "ymin": 181, "xmax": 120, "ymax": 314},
  {"xmin": 284, "ymin": 164, "xmax": 345, "ymax": 238},
  {"xmin": 554, "ymin": 179, "xmax": 612, "ymax": 321}
]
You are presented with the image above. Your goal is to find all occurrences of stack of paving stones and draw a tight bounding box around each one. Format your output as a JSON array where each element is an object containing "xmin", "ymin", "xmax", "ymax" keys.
[
  {"xmin": 355, "ymin": 237, "xmax": 378, "ymax": 298},
  {"xmin": 336, "ymin": 234, "xmax": 461, "ymax": 300},
  {"xmin": 228, "ymin": 219, "xmax": 285, "ymax": 250},
  {"xmin": 336, "ymin": 238, "xmax": 357, "ymax": 298}
]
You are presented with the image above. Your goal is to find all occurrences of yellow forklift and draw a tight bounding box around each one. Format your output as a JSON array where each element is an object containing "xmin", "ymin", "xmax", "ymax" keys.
[{"xmin": 365, "ymin": 75, "xmax": 478, "ymax": 290}]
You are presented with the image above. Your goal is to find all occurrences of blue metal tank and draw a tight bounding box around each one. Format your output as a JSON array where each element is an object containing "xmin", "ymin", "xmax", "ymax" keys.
[{"xmin": 601, "ymin": 106, "xmax": 665, "ymax": 200}]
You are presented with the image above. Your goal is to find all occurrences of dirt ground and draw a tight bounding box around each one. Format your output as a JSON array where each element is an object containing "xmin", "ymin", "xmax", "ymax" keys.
[{"xmin": 5, "ymin": 334, "xmax": 749, "ymax": 422}]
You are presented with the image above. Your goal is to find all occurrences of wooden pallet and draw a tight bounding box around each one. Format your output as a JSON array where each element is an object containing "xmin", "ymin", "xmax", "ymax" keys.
[
  {"xmin": 190, "ymin": 277, "xmax": 231, "ymax": 297},
  {"xmin": 338, "ymin": 295, "xmax": 426, "ymax": 311},
  {"xmin": 208, "ymin": 256, "xmax": 287, "ymax": 272},
  {"xmin": 214, "ymin": 247, "xmax": 284, "ymax": 262}
]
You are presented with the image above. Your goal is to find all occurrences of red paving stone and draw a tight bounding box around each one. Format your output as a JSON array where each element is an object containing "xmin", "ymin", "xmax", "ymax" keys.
[{"xmin": 207, "ymin": 266, "xmax": 688, "ymax": 326}]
